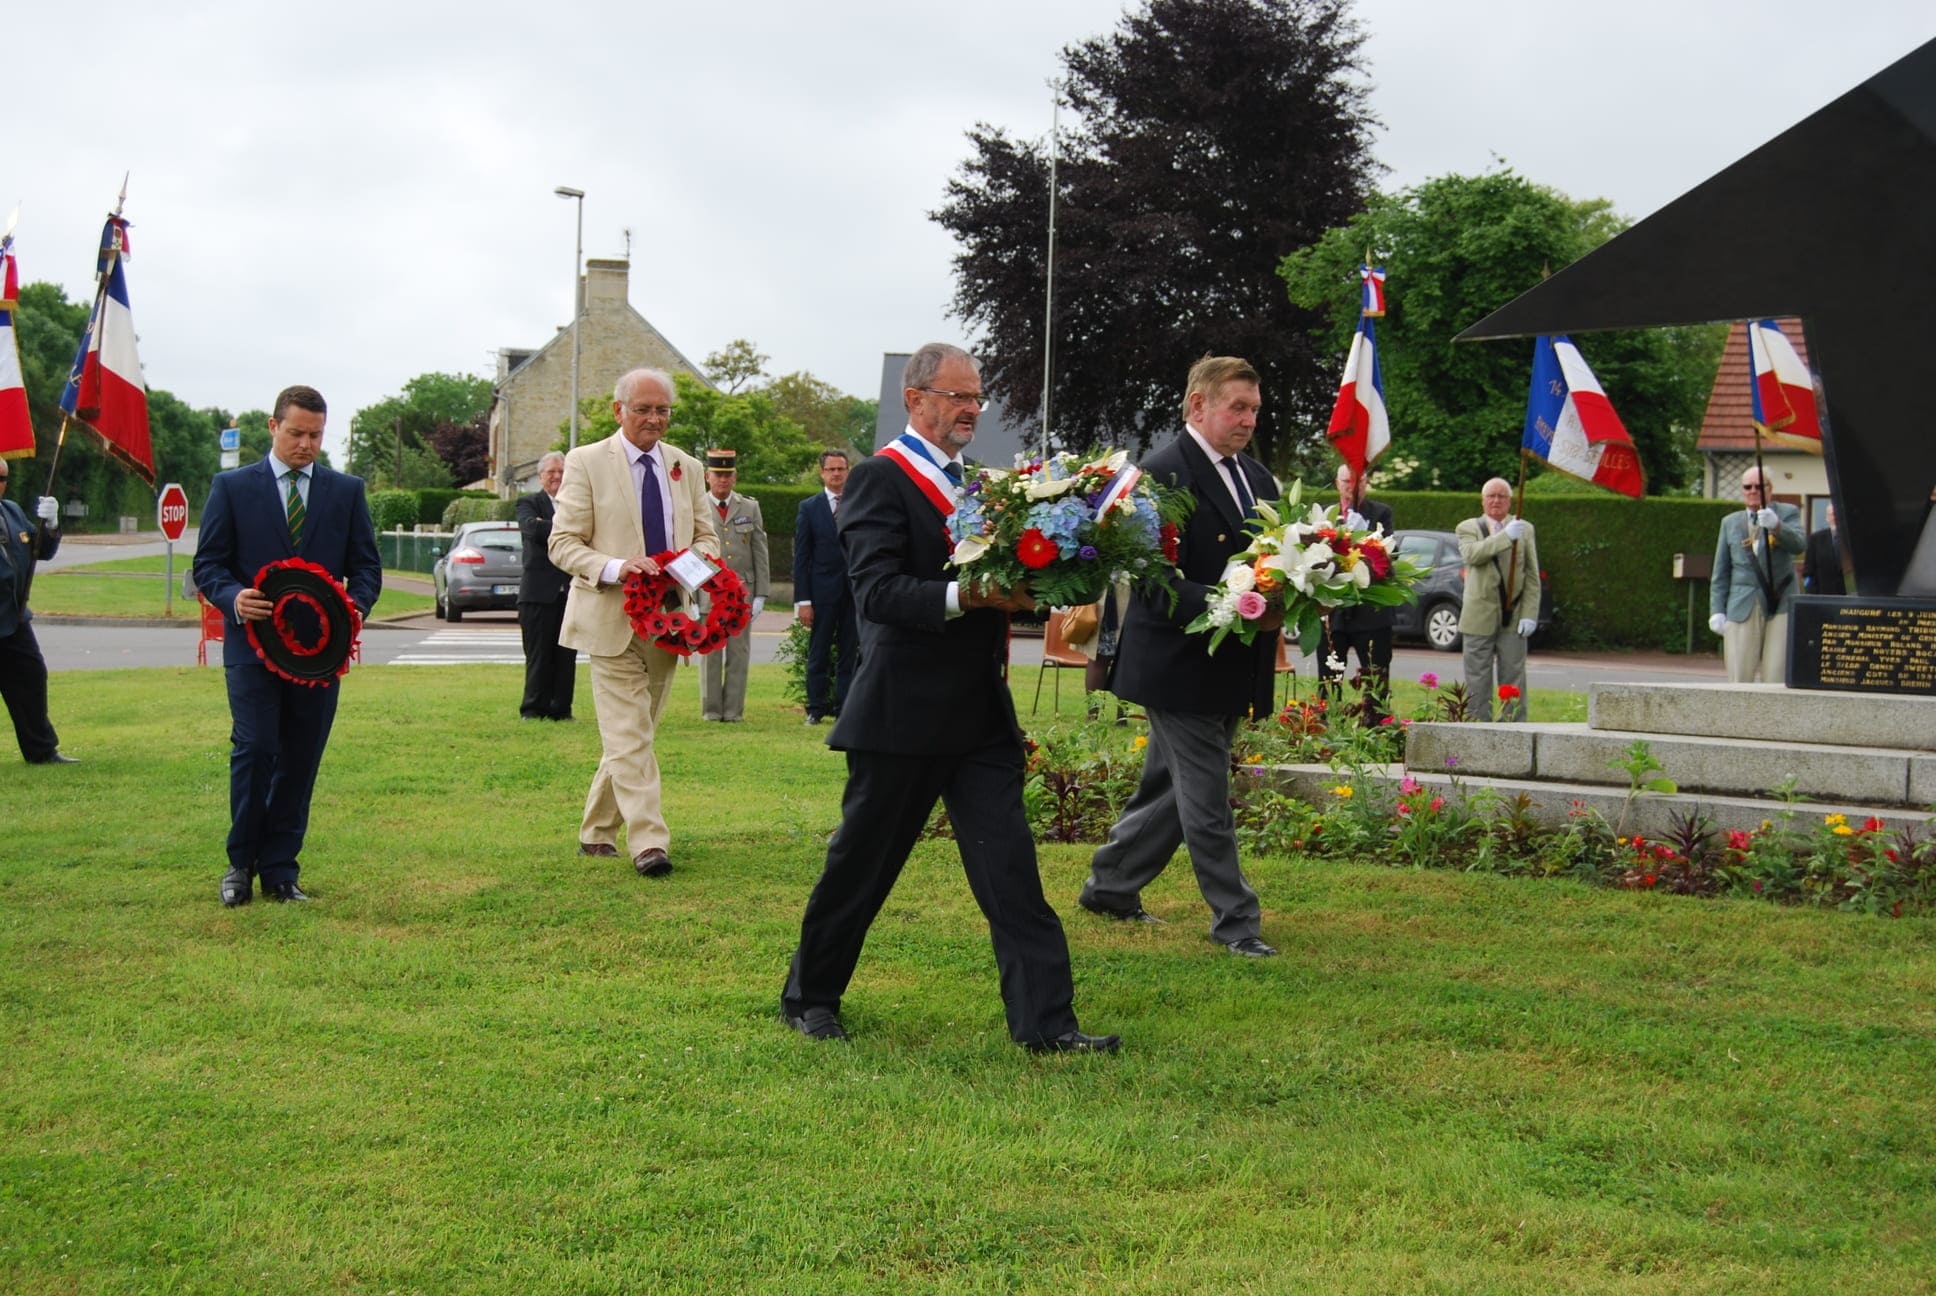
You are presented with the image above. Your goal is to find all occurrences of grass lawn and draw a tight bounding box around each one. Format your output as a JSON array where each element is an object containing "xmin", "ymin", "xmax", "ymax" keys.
[
  {"xmin": 2, "ymin": 665, "xmax": 1931, "ymax": 1293},
  {"xmin": 33, "ymin": 558, "xmax": 436, "ymax": 619}
]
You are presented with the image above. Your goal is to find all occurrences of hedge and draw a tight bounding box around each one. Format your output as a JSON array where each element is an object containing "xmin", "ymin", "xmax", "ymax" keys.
[
  {"xmin": 740, "ymin": 484, "xmax": 819, "ymax": 581},
  {"xmin": 369, "ymin": 490, "xmax": 419, "ymax": 535},
  {"xmin": 1310, "ymin": 488, "xmax": 1738, "ymax": 652},
  {"xmin": 415, "ymin": 488, "xmax": 495, "ymax": 527},
  {"xmin": 442, "ymin": 496, "xmax": 517, "ymax": 528}
]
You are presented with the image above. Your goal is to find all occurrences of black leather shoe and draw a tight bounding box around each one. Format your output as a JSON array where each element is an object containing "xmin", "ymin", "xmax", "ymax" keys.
[
  {"xmin": 1226, "ymin": 936, "xmax": 1278, "ymax": 958},
  {"xmin": 263, "ymin": 882, "xmax": 312, "ymax": 903},
  {"xmin": 803, "ymin": 715, "xmax": 824, "ymax": 726},
  {"xmin": 30, "ymin": 752, "xmax": 79, "ymax": 764},
  {"xmin": 785, "ymin": 1007, "xmax": 847, "ymax": 1041},
  {"xmin": 1078, "ymin": 894, "xmax": 1166, "ymax": 925},
  {"xmin": 1025, "ymin": 1030, "xmax": 1121, "ymax": 1054},
  {"xmin": 220, "ymin": 866, "xmax": 252, "ymax": 907}
]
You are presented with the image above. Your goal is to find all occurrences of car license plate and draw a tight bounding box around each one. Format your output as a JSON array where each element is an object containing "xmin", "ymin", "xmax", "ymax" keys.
[{"xmin": 493, "ymin": 584, "xmax": 519, "ymax": 596}]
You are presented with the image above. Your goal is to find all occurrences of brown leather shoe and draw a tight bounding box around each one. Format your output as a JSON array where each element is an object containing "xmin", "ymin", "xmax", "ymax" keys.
[
  {"xmin": 577, "ymin": 842, "xmax": 619, "ymax": 858},
  {"xmin": 633, "ymin": 847, "xmax": 672, "ymax": 877}
]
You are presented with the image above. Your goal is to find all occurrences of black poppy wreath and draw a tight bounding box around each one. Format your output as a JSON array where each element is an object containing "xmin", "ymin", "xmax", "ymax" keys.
[
  {"xmin": 623, "ymin": 549, "xmax": 752, "ymax": 657},
  {"xmin": 245, "ymin": 557, "xmax": 363, "ymax": 686}
]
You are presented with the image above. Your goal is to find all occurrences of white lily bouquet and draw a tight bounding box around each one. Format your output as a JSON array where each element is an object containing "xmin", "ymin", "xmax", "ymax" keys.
[{"xmin": 1184, "ymin": 482, "xmax": 1430, "ymax": 654}]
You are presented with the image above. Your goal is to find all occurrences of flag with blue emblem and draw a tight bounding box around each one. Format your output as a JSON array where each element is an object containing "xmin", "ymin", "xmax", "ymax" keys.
[{"xmin": 1521, "ymin": 335, "xmax": 1643, "ymax": 498}]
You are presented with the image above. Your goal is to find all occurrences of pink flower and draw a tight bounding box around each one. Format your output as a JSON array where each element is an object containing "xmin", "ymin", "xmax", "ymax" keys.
[
  {"xmin": 1235, "ymin": 591, "xmax": 1268, "ymax": 620},
  {"xmin": 1399, "ymin": 776, "xmax": 1421, "ymax": 795},
  {"xmin": 1419, "ymin": 672, "xmax": 1439, "ymax": 689},
  {"xmin": 1429, "ymin": 796, "xmax": 1444, "ymax": 812}
]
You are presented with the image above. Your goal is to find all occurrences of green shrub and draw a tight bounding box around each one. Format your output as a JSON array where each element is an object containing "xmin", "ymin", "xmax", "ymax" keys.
[
  {"xmin": 415, "ymin": 487, "xmax": 493, "ymax": 526},
  {"xmin": 368, "ymin": 490, "xmax": 418, "ymax": 534},
  {"xmin": 1288, "ymin": 487, "xmax": 1736, "ymax": 652},
  {"xmin": 742, "ymin": 484, "xmax": 818, "ymax": 580},
  {"xmin": 442, "ymin": 496, "xmax": 516, "ymax": 528}
]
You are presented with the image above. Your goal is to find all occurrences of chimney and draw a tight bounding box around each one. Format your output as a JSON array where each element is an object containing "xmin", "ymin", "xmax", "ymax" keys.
[{"xmin": 583, "ymin": 258, "xmax": 630, "ymax": 315}]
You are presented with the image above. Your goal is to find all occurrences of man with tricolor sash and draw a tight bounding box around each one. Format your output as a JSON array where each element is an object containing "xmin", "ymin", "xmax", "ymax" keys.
[{"xmin": 780, "ymin": 342, "xmax": 1117, "ymax": 1054}]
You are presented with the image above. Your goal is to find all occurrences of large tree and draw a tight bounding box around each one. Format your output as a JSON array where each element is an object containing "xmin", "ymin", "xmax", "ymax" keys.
[
  {"xmin": 346, "ymin": 371, "xmax": 493, "ymax": 488},
  {"xmin": 934, "ymin": 0, "xmax": 1378, "ymax": 468},
  {"xmin": 1279, "ymin": 170, "xmax": 1725, "ymax": 493}
]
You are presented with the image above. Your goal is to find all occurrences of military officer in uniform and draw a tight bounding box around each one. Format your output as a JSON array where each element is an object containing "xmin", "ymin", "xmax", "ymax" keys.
[{"xmin": 698, "ymin": 449, "xmax": 769, "ymax": 722}]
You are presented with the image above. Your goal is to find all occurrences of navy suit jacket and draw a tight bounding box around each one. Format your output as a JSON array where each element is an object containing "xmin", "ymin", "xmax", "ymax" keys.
[
  {"xmin": 193, "ymin": 458, "xmax": 383, "ymax": 669},
  {"xmin": 823, "ymin": 454, "xmax": 1016, "ymax": 756},
  {"xmin": 1110, "ymin": 431, "xmax": 1279, "ymax": 717},
  {"xmin": 793, "ymin": 491, "xmax": 849, "ymax": 611}
]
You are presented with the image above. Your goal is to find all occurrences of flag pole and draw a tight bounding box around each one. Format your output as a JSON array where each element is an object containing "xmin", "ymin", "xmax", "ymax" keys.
[
  {"xmin": 36, "ymin": 180, "xmax": 128, "ymax": 550},
  {"xmin": 1504, "ymin": 447, "xmax": 1528, "ymax": 609}
]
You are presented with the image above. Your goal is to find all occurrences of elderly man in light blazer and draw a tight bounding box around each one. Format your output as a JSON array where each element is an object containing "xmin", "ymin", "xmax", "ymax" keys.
[
  {"xmin": 549, "ymin": 368, "xmax": 719, "ymax": 877},
  {"xmin": 1709, "ymin": 465, "xmax": 1806, "ymax": 683},
  {"xmin": 1456, "ymin": 477, "xmax": 1541, "ymax": 722}
]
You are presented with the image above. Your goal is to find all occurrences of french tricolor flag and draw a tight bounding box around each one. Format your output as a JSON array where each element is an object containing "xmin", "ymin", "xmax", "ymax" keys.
[
  {"xmin": 1748, "ymin": 318, "xmax": 1823, "ymax": 453},
  {"xmin": 60, "ymin": 215, "xmax": 153, "ymax": 485},
  {"xmin": 1521, "ymin": 335, "xmax": 1643, "ymax": 499},
  {"xmin": 1325, "ymin": 314, "xmax": 1389, "ymax": 476},
  {"xmin": 0, "ymin": 231, "xmax": 33, "ymax": 460},
  {"xmin": 1359, "ymin": 264, "xmax": 1386, "ymax": 318}
]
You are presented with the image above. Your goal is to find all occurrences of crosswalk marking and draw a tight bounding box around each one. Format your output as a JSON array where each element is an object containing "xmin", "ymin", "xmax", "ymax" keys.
[{"xmin": 391, "ymin": 628, "xmax": 550, "ymax": 667}]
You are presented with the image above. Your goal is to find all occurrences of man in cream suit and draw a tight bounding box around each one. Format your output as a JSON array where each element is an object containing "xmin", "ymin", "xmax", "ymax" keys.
[
  {"xmin": 1455, "ymin": 478, "xmax": 1540, "ymax": 722},
  {"xmin": 549, "ymin": 368, "xmax": 720, "ymax": 877}
]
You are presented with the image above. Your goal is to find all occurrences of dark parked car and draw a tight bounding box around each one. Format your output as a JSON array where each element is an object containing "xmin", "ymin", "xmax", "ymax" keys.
[
  {"xmin": 1387, "ymin": 529, "xmax": 1553, "ymax": 652},
  {"xmin": 433, "ymin": 521, "xmax": 522, "ymax": 621}
]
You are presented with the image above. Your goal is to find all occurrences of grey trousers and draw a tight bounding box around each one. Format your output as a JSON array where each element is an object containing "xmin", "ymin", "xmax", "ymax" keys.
[
  {"xmin": 1080, "ymin": 708, "xmax": 1261, "ymax": 944},
  {"xmin": 698, "ymin": 620, "xmax": 752, "ymax": 721},
  {"xmin": 1463, "ymin": 628, "xmax": 1528, "ymax": 721}
]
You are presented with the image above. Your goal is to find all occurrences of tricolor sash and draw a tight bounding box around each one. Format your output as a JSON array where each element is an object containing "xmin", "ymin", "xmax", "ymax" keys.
[
  {"xmin": 878, "ymin": 432, "xmax": 958, "ymax": 518},
  {"xmin": 1093, "ymin": 464, "xmax": 1142, "ymax": 520}
]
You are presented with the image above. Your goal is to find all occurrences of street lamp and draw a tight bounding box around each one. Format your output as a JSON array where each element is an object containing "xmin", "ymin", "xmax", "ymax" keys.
[{"xmin": 554, "ymin": 185, "xmax": 585, "ymax": 450}]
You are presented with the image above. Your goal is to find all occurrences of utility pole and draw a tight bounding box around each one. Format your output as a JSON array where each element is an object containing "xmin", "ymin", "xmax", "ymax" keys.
[{"xmin": 555, "ymin": 186, "xmax": 586, "ymax": 450}]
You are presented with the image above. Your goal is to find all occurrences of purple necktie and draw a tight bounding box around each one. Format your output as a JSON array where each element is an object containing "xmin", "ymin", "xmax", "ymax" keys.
[{"xmin": 640, "ymin": 453, "xmax": 668, "ymax": 555}]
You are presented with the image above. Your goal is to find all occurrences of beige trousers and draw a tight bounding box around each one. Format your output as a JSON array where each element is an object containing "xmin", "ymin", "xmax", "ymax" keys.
[
  {"xmin": 581, "ymin": 634, "xmax": 680, "ymax": 852},
  {"xmin": 1722, "ymin": 607, "xmax": 1788, "ymax": 685}
]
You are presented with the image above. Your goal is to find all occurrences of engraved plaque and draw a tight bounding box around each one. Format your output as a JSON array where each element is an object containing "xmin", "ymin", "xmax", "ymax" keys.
[{"xmin": 1788, "ymin": 595, "xmax": 1936, "ymax": 695}]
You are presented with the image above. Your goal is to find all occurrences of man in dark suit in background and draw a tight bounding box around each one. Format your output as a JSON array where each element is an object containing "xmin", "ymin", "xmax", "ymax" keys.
[
  {"xmin": 1801, "ymin": 503, "xmax": 1847, "ymax": 596},
  {"xmin": 194, "ymin": 385, "xmax": 382, "ymax": 906},
  {"xmin": 780, "ymin": 342, "xmax": 1118, "ymax": 1054},
  {"xmin": 0, "ymin": 461, "xmax": 77, "ymax": 764},
  {"xmin": 793, "ymin": 449, "xmax": 857, "ymax": 724},
  {"xmin": 516, "ymin": 451, "xmax": 576, "ymax": 721},
  {"xmin": 1078, "ymin": 355, "xmax": 1282, "ymax": 959},
  {"xmin": 1318, "ymin": 461, "xmax": 1396, "ymax": 721}
]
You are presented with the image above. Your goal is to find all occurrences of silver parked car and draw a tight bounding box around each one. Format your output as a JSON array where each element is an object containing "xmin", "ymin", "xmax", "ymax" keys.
[{"xmin": 432, "ymin": 521, "xmax": 522, "ymax": 621}]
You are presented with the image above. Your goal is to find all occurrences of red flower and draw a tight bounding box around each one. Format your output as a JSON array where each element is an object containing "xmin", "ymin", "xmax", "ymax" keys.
[
  {"xmin": 1159, "ymin": 523, "xmax": 1179, "ymax": 564},
  {"xmin": 1017, "ymin": 528, "xmax": 1060, "ymax": 569},
  {"xmin": 1359, "ymin": 538, "xmax": 1392, "ymax": 578},
  {"xmin": 1498, "ymin": 684, "xmax": 1521, "ymax": 701},
  {"xmin": 1861, "ymin": 816, "xmax": 1885, "ymax": 834},
  {"xmin": 669, "ymin": 462, "xmax": 682, "ymax": 481}
]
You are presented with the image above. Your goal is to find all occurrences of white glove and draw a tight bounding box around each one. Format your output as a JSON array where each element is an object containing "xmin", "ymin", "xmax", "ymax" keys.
[
  {"xmin": 36, "ymin": 496, "xmax": 59, "ymax": 526},
  {"xmin": 1503, "ymin": 518, "xmax": 1528, "ymax": 541},
  {"xmin": 1755, "ymin": 507, "xmax": 1780, "ymax": 529},
  {"xmin": 751, "ymin": 596, "xmax": 765, "ymax": 617},
  {"xmin": 1709, "ymin": 613, "xmax": 1728, "ymax": 636},
  {"xmin": 1343, "ymin": 509, "xmax": 1367, "ymax": 531},
  {"xmin": 1517, "ymin": 618, "xmax": 1537, "ymax": 638}
]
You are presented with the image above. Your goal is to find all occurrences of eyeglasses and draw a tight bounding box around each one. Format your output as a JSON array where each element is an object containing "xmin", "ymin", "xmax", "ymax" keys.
[
  {"xmin": 625, "ymin": 405, "xmax": 673, "ymax": 420},
  {"xmin": 917, "ymin": 387, "xmax": 989, "ymax": 410}
]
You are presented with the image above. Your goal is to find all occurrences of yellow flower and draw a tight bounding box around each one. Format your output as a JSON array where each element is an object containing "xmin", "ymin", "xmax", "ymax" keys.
[
  {"xmin": 1832, "ymin": 825, "xmax": 1855, "ymax": 836},
  {"xmin": 1330, "ymin": 785, "xmax": 1354, "ymax": 799},
  {"xmin": 1824, "ymin": 813, "xmax": 1848, "ymax": 827},
  {"xmin": 1247, "ymin": 753, "xmax": 1264, "ymax": 763},
  {"xmin": 1132, "ymin": 736, "xmax": 1148, "ymax": 750}
]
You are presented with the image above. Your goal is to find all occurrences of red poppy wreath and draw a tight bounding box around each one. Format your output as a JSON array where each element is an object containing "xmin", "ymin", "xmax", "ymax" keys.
[
  {"xmin": 245, "ymin": 557, "xmax": 363, "ymax": 686},
  {"xmin": 623, "ymin": 549, "xmax": 752, "ymax": 657}
]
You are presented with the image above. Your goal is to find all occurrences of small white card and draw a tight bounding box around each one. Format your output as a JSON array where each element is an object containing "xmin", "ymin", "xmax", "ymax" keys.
[{"xmin": 665, "ymin": 549, "xmax": 719, "ymax": 594}]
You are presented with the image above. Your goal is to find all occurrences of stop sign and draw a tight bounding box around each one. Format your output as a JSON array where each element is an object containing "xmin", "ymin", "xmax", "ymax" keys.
[{"xmin": 157, "ymin": 482, "xmax": 189, "ymax": 542}]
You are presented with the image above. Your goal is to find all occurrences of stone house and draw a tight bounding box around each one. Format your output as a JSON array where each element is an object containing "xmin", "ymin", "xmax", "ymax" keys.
[{"xmin": 488, "ymin": 257, "xmax": 708, "ymax": 495}]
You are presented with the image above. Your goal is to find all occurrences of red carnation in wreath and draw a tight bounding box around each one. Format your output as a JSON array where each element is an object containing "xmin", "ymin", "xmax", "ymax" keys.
[
  {"xmin": 622, "ymin": 549, "xmax": 752, "ymax": 657},
  {"xmin": 1016, "ymin": 528, "xmax": 1060, "ymax": 570}
]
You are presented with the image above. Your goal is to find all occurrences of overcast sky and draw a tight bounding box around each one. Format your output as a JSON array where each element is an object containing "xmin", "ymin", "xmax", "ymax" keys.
[{"xmin": 9, "ymin": 1, "xmax": 1930, "ymax": 463}]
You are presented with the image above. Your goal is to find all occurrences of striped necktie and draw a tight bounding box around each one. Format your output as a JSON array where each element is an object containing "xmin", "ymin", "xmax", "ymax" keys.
[{"xmin": 284, "ymin": 471, "xmax": 306, "ymax": 547}]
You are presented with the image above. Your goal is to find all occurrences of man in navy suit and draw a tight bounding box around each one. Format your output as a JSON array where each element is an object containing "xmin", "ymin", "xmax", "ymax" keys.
[
  {"xmin": 193, "ymin": 386, "xmax": 382, "ymax": 907},
  {"xmin": 1078, "ymin": 355, "xmax": 1283, "ymax": 958},
  {"xmin": 793, "ymin": 449, "xmax": 858, "ymax": 724},
  {"xmin": 780, "ymin": 342, "xmax": 1118, "ymax": 1053}
]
